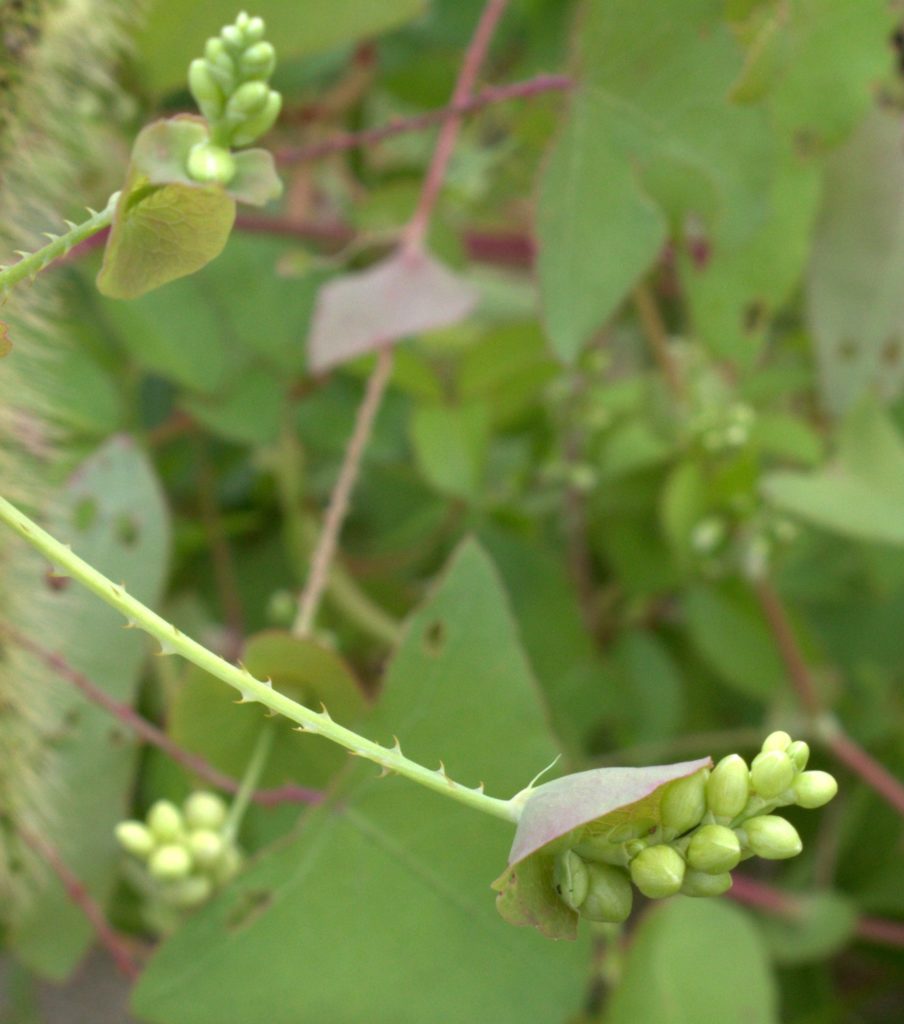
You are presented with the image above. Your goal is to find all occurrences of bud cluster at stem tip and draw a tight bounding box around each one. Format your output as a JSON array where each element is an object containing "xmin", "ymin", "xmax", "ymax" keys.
[
  {"xmin": 115, "ymin": 791, "xmax": 242, "ymax": 921},
  {"xmin": 551, "ymin": 731, "xmax": 837, "ymax": 925},
  {"xmin": 186, "ymin": 11, "xmax": 282, "ymax": 185}
]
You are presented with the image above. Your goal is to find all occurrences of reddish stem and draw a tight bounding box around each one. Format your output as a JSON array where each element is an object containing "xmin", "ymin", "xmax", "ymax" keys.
[
  {"xmin": 823, "ymin": 729, "xmax": 904, "ymax": 819},
  {"xmin": 5, "ymin": 628, "xmax": 322, "ymax": 806},
  {"xmin": 401, "ymin": 0, "xmax": 512, "ymax": 253},
  {"xmin": 276, "ymin": 74, "xmax": 570, "ymax": 166},
  {"xmin": 16, "ymin": 824, "xmax": 141, "ymax": 979}
]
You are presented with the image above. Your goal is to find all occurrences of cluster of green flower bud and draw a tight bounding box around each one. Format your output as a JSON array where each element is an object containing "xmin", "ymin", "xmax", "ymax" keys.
[
  {"xmin": 186, "ymin": 11, "xmax": 282, "ymax": 184},
  {"xmin": 552, "ymin": 732, "xmax": 837, "ymax": 924},
  {"xmin": 115, "ymin": 792, "xmax": 242, "ymax": 915}
]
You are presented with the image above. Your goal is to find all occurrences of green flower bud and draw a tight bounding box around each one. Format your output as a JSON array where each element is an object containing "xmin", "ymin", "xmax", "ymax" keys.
[
  {"xmin": 761, "ymin": 730, "xmax": 792, "ymax": 753},
  {"xmin": 212, "ymin": 844, "xmax": 243, "ymax": 884},
  {"xmin": 706, "ymin": 754, "xmax": 750, "ymax": 820},
  {"xmin": 629, "ymin": 845, "xmax": 686, "ymax": 899},
  {"xmin": 115, "ymin": 820, "xmax": 155, "ymax": 859},
  {"xmin": 161, "ymin": 874, "xmax": 213, "ymax": 909},
  {"xmin": 681, "ymin": 870, "xmax": 733, "ymax": 898},
  {"xmin": 188, "ymin": 59, "xmax": 225, "ymax": 119},
  {"xmin": 750, "ymin": 750, "xmax": 795, "ymax": 800},
  {"xmin": 149, "ymin": 843, "xmax": 192, "ymax": 881},
  {"xmin": 231, "ymin": 90, "xmax": 281, "ymax": 146},
  {"xmin": 792, "ymin": 770, "xmax": 838, "ymax": 809},
  {"xmin": 147, "ymin": 800, "xmax": 184, "ymax": 842},
  {"xmin": 227, "ymin": 80, "xmax": 269, "ymax": 119},
  {"xmin": 186, "ymin": 143, "xmax": 236, "ymax": 185},
  {"xmin": 188, "ymin": 829, "xmax": 225, "ymax": 869},
  {"xmin": 741, "ymin": 815, "xmax": 802, "ymax": 860},
  {"xmin": 204, "ymin": 38, "xmax": 233, "ymax": 71},
  {"xmin": 573, "ymin": 835, "xmax": 628, "ymax": 867},
  {"xmin": 787, "ymin": 740, "xmax": 810, "ymax": 771},
  {"xmin": 239, "ymin": 41, "xmax": 275, "ymax": 81},
  {"xmin": 220, "ymin": 24, "xmax": 244, "ymax": 52},
  {"xmin": 660, "ymin": 771, "xmax": 707, "ymax": 837},
  {"xmin": 686, "ymin": 824, "xmax": 741, "ymax": 874},
  {"xmin": 243, "ymin": 15, "xmax": 266, "ymax": 42},
  {"xmin": 580, "ymin": 863, "xmax": 633, "ymax": 923},
  {"xmin": 553, "ymin": 850, "xmax": 589, "ymax": 911},
  {"xmin": 184, "ymin": 791, "xmax": 228, "ymax": 831}
]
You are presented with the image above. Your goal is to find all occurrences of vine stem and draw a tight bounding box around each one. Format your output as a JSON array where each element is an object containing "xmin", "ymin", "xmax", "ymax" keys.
[
  {"xmin": 632, "ymin": 282, "xmax": 684, "ymax": 401},
  {"xmin": 292, "ymin": 0, "xmax": 510, "ymax": 638},
  {"xmin": 292, "ymin": 345, "xmax": 395, "ymax": 638},
  {"xmin": 0, "ymin": 495, "xmax": 519, "ymax": 823},
  {"xmin": 0, "ymin": 194, "xmax": 117, "ymax": 296},
  {"xmin": 15, "ymin": 824, "xmax": 140, "ymax": 978},
  {"xmin": 223, "ymin": 721, "xmax": 276, "ymax": 842},
  {"xmin": 276, "ymin": 73, "xmax": 571, "ymax": 167},
  {"xmin": 1, "ymin": 626, "xmax": 322, "ymax": 806},
  {"xmin": 401, "ymin": 0, "xmax": 510, "ymax": 254},
  {"xmin": 752, "ymin": 574, "xmax": 904, "ymax": 820}
]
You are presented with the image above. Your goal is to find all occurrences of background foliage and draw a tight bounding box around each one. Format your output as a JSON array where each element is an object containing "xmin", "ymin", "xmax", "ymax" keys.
[{"xmin": 2, "ymin": 0, "xmax": 904, "ymax": 1021}]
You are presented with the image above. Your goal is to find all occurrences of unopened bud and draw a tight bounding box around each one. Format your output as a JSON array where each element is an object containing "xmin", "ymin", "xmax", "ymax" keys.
[
  {"xmin": 161, "ymin": 874, "xmax": 213, "ymax": 909},
  {"xmin": 681, "ymin": 870, "xmax": 733, "ymax": 897},
  {"xmin": 213, "ymin": 844, "xmax": 243, "ymax": 884},
  {"xmin": 750, "ymin": 750, "xmax": 795, "ymax": 799},
  {"xmin": 660, "ymin": 771, "xmax": 707, "ymax": 836},
  {"xmin": 188, "ymin": 59, "xmax": 224, "ymax": 119},
  {"xmin": 231, "ymin": 91, "xmax": 282, "ymax": 146},
  {"xmin": 188, "ymin": 829, "xmax": 225, "ymax": 869},
  {"xmin": 187, "ymin": 143, "xmax": 236, "ymax": 185},
  {"xmin": 787, "ymin": 740, "xmax": 809, "ymax": 771},
  {"xmin": 221, "ymin": 24, "xmax": 244, "ymax": 52},
  {"xmin": 227, "ymin": 80, "xmax": 269, "ymax": 119},
  {"xmin": 629, "ymin": 845, "xmax": 686, "ymax": 899},
  {"xmin": 239, "ymin": 41, "xmax": 275, "ymax": 80},
  {"xmin": 184, "ymin": 791, "xmax": 228, "ymax": 831},
  {"xmin": 115, "ymin": 821, "xmax": 155, "ymax": 859},
  {"xmin": 792, "ymin": 770, "xmax": 838, "ymax": 809},
  {"xmin": 147, "ymin": 800, "xmax": 183, "ymax": 842},
  {"xmin": 581, "ymin": 863, "xmax": 633, "ymax": 923},
  {"xmin": 706, "ymin": 754, "xmax": 750, "ymax": 819},
  {"xmin": 741, "ymin": 815, "xmax": 802, "ymax": 860},
  {"xmin": 553, "ymin": 850, "xmax": 589, "ymax": 911},
  {"xmin": 149, "ymin": 843, "xmax": 192, "ymax": 880},
  {"xmin": 244, "ymin": 16, "xmax": 265, "ymax": 42},
  {"xmin": 686, "ymin": 824, "xmax": 741, "ymax": 874},
  {"xmin": 761, "ymin": 730, "xmax": 792, "ymax": 753}
]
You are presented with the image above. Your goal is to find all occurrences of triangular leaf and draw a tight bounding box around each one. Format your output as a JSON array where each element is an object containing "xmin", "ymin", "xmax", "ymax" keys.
[{"xmin": 307, "ymin": 246, "xmax": 478, "ymax": 371}]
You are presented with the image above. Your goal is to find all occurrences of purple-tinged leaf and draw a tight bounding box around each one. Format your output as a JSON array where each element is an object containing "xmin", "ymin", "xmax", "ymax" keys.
[
  {"xmin": 493, "ymin": 758, "xmax": 711, "ymax": 940},
  {"xmin": 307, "ymin": 245, "xmax": 478, "ymax": 372}
]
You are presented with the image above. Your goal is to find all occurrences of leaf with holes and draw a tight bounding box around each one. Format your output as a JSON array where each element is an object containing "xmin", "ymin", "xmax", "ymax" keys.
[
  {"xmin": 7, "ymin": 436, "xmax": 170, "ymax": 979},
  {"xmin": 133, "ymin": 541, "xmax": 591, "ymax": 1024}
]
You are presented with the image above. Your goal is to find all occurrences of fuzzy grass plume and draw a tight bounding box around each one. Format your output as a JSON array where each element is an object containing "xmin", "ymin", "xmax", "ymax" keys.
[{"xmin": 0, "ymin": 0, "xmax": 142, "ymax": 920}]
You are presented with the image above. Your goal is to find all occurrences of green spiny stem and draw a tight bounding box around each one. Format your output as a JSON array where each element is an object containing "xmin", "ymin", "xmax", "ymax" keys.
[
  {"xmin": 0, "ymin": 193, "xmax": 117, "ymax": 297},
  {"xmin": 0, "ymin": 495, "xmax": 519, "ymax": 823}
]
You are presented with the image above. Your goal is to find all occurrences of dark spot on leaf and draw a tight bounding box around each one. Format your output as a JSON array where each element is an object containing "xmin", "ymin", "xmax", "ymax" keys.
[
  {"xmin": 64, "ymin": 708, "xmax": 81, "ymax": 729},
  {"xmin": 227, "ymin": 888, "xmax": 273, "ymax": 931},
  {"xmin": 108, "ymin": 727, "xmax": 129, "ymax": 746},
  {"xmin": 45, "ymin": 570, "xmax": 70, "ymax": 592},
  {"xmin": 743, "ymin": 301, "xmax": 767, "ymax": 334},
  {"xmin": 115, "ymin": 514, "xmax": 140, "ymax": 547},
  {"xmin": 73, "ymin": 497, "xmax": 97, "ymax": 531},
  {"xmin": 423, "ymin": 620, "xmax": 445, "ymax": 657},
  {"xmin": 882, "ymin": 336, "xmax": 902, "ymax": 367},
  {"xmin": 794, "ymin": 129, "xmax": 817, "ymax": 158},
  {"xmin": 837, "ymin": 339, "xmax": 858, "ymax": 363}
]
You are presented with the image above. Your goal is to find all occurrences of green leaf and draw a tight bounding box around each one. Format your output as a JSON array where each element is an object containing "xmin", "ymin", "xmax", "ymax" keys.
[
  {"xmin": 612, "ymin": 630, "xmax": 685, "ymax": 743},
  {"xmin": 683, "ymin": 584, "xmax": 784, "ymax": 699},
  {"xmin": 180, "ymin": 367, "xmax": 285, "ymax": 446},
  {"xmin": 133, "ymin": 541, "xmax": 590, "ymax": 1023},
  {"xmin": 168, "ymin": 629, "xmax": 367, "ymax": 792},
  {"xmin": 410, "ymin": 401, "xmax": 489, "ymax": 500},
  {"xmin": 537, "ymin": 90, "xmax": 666, "ymax": 362},
  {"xmin": 494, "ymin": 759, "xmax": 710, "ymax": 939},
  {"xmin": 806, "ymin": 109, "xmax": 904, "ymax": 414},
  {"xmin": 135, "ymin": 0, "xmax": 426, "ymax": 95},
  {"xmin": 8, "ymin": 437, "xmax": 170, "ymax": 979},
  {"xmin": 604, "ymin": 898, "xmax": 778, "ymax": 1023},
  {"xmin": 758, "ymin": 891, "xmax": 858, "ymax": 965}
]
